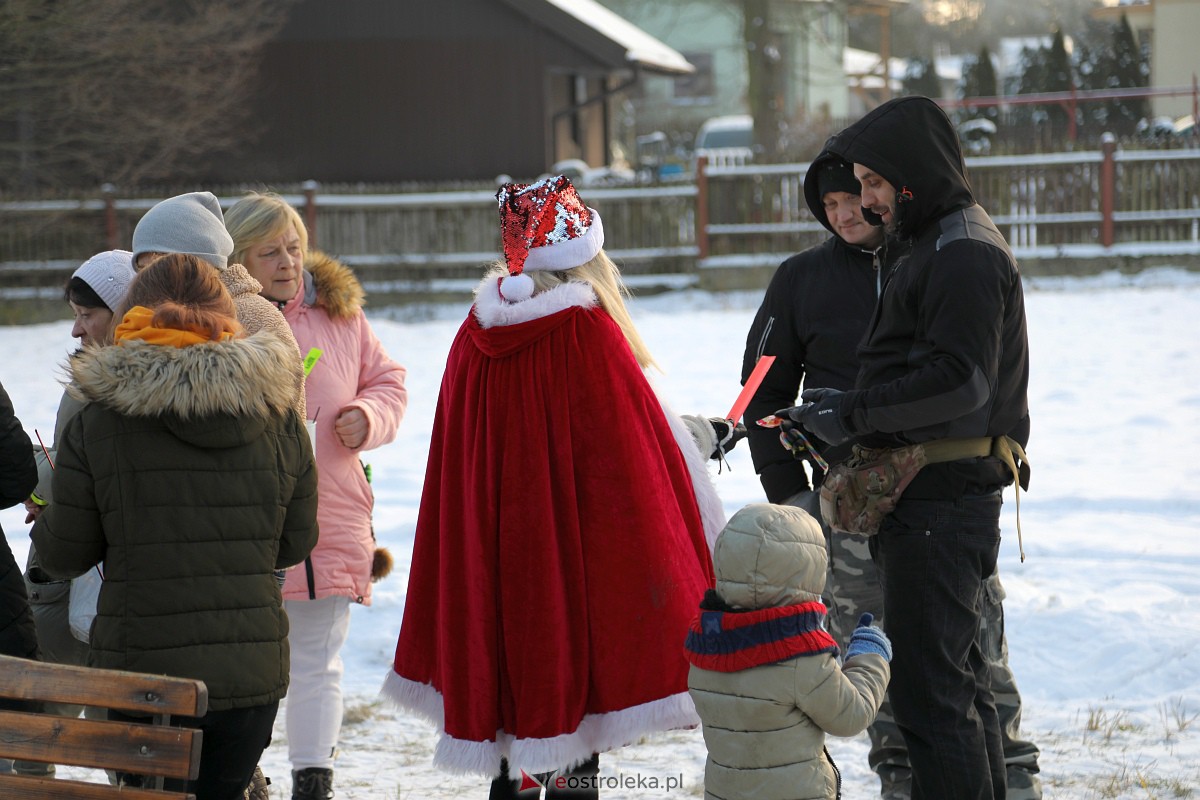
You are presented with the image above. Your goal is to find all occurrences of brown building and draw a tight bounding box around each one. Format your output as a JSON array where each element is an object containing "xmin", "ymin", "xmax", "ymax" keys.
[{"xmin": 224, "ymin": 0, "xmax": 691, "ymax": 184}]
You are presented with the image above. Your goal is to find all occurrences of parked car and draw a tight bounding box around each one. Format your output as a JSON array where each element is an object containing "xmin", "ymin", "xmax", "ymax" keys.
[
  {"xmin": 545, "ymin": 159, "xmax": 635, "ymax": 188},
  {"xmin": 693, "ymin": 114, "xmax": 754, "ymax": 168},
  {"xmin": 957, "ymin": 117, "xmax": 997, "ymax": 155}
]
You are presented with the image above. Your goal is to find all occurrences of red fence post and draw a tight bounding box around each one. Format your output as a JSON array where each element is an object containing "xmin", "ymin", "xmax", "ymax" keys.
[
  {"xmin": 302, "ymin": 180, "xmax": 320, "ymax": 250},
  {"xmin": 695, "ymin": 156, "xmax": 709, "ymax": 261},
  {"xmin": 102, "ymin": 183, "xmax": 118, "ymax": 251},
  {"xmin": 1100, "ymin": 133, "xmax": 1116, "ymax": 248}
]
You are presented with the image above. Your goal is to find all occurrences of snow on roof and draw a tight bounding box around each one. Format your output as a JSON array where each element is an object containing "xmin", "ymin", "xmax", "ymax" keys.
[
  {"xmin": 541, "ymin": 0, "xmax": 693, "ymax": 75},
  {"xmin": 844, "ymin": 46, "xmax": 906, "ymax": 81}
]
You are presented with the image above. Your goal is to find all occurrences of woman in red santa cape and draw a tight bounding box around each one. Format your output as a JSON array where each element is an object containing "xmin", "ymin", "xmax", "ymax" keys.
[{"xmin": 383, "ymin": 175, "xmax": 731, "ymax": 798}]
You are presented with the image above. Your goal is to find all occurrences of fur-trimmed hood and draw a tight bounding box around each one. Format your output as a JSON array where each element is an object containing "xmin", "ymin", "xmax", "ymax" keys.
[
  {"xmin": 472, "ymin": 271, "xmax": 597, "ymax": 329},
  {"xmin": 299, "ymin": 250, "xmax": 365, "ymax": 320},
  {"xmin": 67, "ymin": 331, "xmax": 301, "ymax": 432}
]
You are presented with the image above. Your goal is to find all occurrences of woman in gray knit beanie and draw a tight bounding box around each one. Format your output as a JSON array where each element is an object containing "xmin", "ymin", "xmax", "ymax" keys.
[{"xmin": 130, "ymin": 191, "xmax": 306, "ymax": 418}]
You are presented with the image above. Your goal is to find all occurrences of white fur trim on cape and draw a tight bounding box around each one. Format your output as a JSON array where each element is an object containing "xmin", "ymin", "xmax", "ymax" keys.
[
  {"xmin": 381, "ymin": 670, "xmax": 699, "ymax": 777},
  {"xmin": 652, "ymin": 385, "xmax": 727, "ymax": 553},
  {"xmin": 522, "ymin": 208, "xmax": 604, "ymax": 272},
  {"xmin": 472, "ymin": 274, "xmax": 597, "ymax": 329}
]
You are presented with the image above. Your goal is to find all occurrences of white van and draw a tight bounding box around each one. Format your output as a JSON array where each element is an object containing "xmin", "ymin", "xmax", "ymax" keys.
[{"xmin": 694, "ymin": 115, "xmax": 754, "ymax": 168}]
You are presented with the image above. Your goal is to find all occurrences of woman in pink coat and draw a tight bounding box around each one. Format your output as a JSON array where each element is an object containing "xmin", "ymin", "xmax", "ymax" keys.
[{"xmin": 226, "ymin": 193, "xmax": 408, "ymax": 800}]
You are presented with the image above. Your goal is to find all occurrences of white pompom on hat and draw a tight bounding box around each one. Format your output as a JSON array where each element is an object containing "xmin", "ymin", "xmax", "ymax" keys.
[
  {"xmin": 494, "ymin": 175, "xmax": 604, "ymax": 303},
  {"xmin": 72, "ymin": 250, "xmax": 136, "ymax": 312}
]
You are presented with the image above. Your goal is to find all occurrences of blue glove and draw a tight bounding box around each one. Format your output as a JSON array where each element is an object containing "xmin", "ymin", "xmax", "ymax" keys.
[
  {"xmin": 846, "ymin": 612, "xmax": 892, "ymax": 662},
  {"xmin": 776, "ymin": 387, "xmax": 851, "ymax": 446}
]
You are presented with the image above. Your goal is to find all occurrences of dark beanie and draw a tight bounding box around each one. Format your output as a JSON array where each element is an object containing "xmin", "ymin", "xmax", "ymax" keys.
[{"xmin": 815, "ymin": 158, "xmax": 860, "ymax": 198}]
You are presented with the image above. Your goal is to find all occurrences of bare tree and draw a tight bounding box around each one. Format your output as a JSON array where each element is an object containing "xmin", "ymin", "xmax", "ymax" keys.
[
  {"xmin": 0, "ymin": 0, "xmax": 298, "ymax": 192},
  {"xmin": 741, "ymin": 0, "xmax": 786, "ymax": 162}
]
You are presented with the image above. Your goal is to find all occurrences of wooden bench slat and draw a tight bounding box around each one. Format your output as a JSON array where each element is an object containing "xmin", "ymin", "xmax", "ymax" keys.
[
  {"xmin": 0, "ymin": 655, "xmax": 207, "ymax": 718},
  {"xmin": 0, "ymin": 773, "xmax": 196, "ymax": 800},
  {"xmin": 0, "ymin": 710, "xmax": 202, "ymax": 778},
  {"xmin": 0, "ymin": 655, "xmax": 206, "ymax": 797}
]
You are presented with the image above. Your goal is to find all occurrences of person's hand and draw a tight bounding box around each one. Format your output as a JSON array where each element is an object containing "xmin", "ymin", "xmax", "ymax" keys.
[
  {"xmin": 681, "ymin": 415, "xmax": 745, "ymax": 460},
  {"xmin": 846, "ymin": 612, "xmax": 892, "ymax": 662},
  {"xmin": 334, "ymin": 407, "xmax": 369, "ymax": 450},
  {"xmin": 708, "ymin": 418, "xmax": 747, "ymax": 458},
  {"xmin": 775, "ymin": 387, "xmax": 851, "ymax": 446},
  {"xmin": 23, "ymin": 495, "xmax": 46, "ymax": 525}
]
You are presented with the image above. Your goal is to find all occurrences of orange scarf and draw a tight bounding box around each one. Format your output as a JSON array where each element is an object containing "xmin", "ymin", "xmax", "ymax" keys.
[{"xmin": 114, "ymin": 306, "xmax": 236, "ymax": 348}]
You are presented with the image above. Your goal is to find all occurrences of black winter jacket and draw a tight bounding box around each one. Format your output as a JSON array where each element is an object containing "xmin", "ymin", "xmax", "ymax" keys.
[
  {"xmin": 742, "ymin": 236, "xmax": 881, "ymax": 502},
  {"xmin": 31, "ymin": 330, "xmax": 319, "ymax": 710},
  {"xmin": 0, "ymin": 380, "xmax": 38, "ymax": 663},
  {"xmin": 824, "ymin": 96, "xmax": 1031, "ymax": 497}
]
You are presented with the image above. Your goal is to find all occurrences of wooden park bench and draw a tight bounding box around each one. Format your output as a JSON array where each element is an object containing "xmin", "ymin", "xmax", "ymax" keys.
[{"xmin": 0, "ymin": 654, "xmax": 208, "ymax": 799}]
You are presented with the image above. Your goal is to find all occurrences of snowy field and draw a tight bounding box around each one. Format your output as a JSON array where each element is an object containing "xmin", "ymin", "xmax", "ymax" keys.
[{"xmin": 2, "ymin": 267, "xmax": 1199, "ymax": 798}]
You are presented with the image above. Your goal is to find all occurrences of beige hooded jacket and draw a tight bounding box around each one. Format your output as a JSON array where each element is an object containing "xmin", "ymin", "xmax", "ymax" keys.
[{"xmin": 687, "ymin": 503, "xmax": 889, "ymax": 800}]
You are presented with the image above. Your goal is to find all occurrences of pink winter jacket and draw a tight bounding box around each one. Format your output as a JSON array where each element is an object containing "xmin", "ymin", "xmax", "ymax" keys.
[{"xmin": 279, "ymin": 251, "xmax": 407, "ymax": 604}]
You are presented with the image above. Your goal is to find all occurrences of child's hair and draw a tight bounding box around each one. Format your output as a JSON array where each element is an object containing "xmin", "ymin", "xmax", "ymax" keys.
[
  {"xmin": 225, "ymin": 191, "xmax": 309, "ymax": 266},
  {"xmin": 120, "ymin": 253, "xmax": 240, "ymax": 341},
  {"xmin": 517, "ymin": 250, "xmax": 659, "ymax": 371}
]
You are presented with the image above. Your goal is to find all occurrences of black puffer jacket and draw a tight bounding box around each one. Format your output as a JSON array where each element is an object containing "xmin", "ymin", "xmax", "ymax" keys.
[
  {"xmin": 741, "ymin": 235, "xmax": 881, "ymax": 503},
  {"xmin": 823, "ymin": 96, "xmax": 1031, "ymax": 497},
  {"xmin": 31, "ymin": 330, "xmax": 319, "ymax": 710},
  {"xmin": 0, "ymin": 380, "xmax": 38, "ymax": 662}
]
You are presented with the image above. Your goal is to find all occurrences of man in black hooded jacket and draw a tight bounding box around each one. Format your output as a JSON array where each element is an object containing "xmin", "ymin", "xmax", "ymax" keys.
[
  {"xmin": 777, "ymin": 96, "xmax": 1031, "ymax": 800},
  {"xmin": 744, "ymin": 150, "xmax": 1040, "ymax": 799}
]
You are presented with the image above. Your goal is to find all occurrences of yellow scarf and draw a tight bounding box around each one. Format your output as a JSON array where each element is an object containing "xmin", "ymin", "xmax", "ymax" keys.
[{"xmin": 114, "ymin": 306, "xmax": 235, "ymax": 348}]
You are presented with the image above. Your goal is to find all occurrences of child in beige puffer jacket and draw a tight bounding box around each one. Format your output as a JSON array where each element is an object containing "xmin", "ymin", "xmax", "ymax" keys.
[{"xmin": 685, "ymin": 503, "xmax": 891, "ymax": 800}]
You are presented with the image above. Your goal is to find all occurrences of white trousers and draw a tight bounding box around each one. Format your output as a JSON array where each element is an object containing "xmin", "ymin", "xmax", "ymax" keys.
[{"xmin": 283, "ymin": 596, "xmax": 352, "ymax": 770}]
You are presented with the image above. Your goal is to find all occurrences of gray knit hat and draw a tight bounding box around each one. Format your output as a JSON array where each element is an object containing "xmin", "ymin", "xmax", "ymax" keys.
[
  {"xmin": 72, "ymin": 250, "xmax": 136, "ymax": 312},
  {"xmin": 131, "ymin": 191, "xmax": 234, "ymax": 269}
]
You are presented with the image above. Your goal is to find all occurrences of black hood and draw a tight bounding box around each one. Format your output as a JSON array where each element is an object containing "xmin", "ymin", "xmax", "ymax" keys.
[
  {"xmin": 803, "ymin": 147, "xmax": 857, "ymax": 236},
  {"xmin": 824, "ymin": 96, "xmax": 975, "ymax": 240}
]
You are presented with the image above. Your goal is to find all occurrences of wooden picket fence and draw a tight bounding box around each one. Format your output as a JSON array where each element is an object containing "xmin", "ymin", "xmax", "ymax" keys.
[{"xmin": 2, "ymin": 140, "xmax": 1198, "ymax": 318}]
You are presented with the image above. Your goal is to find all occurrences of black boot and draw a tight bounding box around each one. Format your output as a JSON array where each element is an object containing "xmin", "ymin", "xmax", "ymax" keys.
[
  {"xmin": 543, "ymin": 754, "xmax": 599, "ymax": 800},
  {"xmin": 490, "ymin": 758, "xmax": 542, "ymax": 800},
  {"xmin": 292, "ymin": 767, "xmax": 334, "ymax": 800}
]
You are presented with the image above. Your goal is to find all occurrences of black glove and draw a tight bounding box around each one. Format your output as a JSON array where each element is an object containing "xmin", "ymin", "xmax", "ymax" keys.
[
  {"xmin": 776, "ymin": 387, "xmax": 851, "ymax": 447},
  {"xmin": 708, "ymin": 418, "xmax": 747, "ymax": 459},
  {"xmin": 681, "ymin": 414, "xmax": 747, "ymax": 461}
]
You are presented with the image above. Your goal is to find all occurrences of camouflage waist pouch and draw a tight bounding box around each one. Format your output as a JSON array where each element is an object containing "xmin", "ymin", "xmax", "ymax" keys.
[
  {"xmin": 819, "ymin": 437, "xmax": 1000, "ymax": 536},
  {"xmin": 819, "ymin": 444, "xmax": 929, "ymax": 536}
]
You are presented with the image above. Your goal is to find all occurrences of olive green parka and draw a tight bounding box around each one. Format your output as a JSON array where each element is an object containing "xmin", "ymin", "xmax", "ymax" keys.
[{"xmin": 31, "ymin": 329, "xmax": 318, "ymax": 710}]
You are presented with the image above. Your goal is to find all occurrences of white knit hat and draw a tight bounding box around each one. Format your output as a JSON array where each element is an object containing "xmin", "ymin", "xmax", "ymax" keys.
[
  {"xmin": 131, "ymin": 191, "xmax": 234, "ymax": 269},
  {"xmin": 72, "ymin": 250, "xmax": 136, "ymax": 312}
]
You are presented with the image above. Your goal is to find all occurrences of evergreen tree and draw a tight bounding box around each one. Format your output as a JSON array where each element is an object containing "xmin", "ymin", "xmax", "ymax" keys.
[
  {"xmin": 902, "ymin": 56, "xmax": 943, "ymax": 100},
  {"xmin": 960, "ymin": 44, "xmax": 999, "ymax": 122},
  {"xmin": 1075, "ymin": 14, "xmax": 1149, "ymax": 138},
  {"xmin": 1015, "ymin": 29, "xmax": 1074, "ymax": 147},
  {"xmin": 1106, "ymin": 14, "xmax": 1150, "ymax": 135}
]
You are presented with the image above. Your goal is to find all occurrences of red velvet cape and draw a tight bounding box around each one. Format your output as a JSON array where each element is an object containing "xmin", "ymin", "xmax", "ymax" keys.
[{"xmin": 388, "ymin": 300, "xmax": 714, "ymax": 774}]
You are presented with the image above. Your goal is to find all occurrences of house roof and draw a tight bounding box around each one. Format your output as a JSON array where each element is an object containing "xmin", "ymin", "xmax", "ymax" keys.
[{"xmin": 501, "ymin": 0, "xmax": 694, "ymax": 75}]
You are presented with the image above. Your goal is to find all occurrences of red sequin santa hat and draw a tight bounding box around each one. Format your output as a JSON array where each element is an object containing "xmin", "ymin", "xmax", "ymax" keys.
[{"xmin": 495, "ymin": 175, "xmax": 604, "ymax": 302}]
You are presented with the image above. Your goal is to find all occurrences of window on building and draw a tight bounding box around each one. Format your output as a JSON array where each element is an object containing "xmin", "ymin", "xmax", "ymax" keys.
[{"xmin": 673, "ymin": 52, "xmax": 714, "ymax": 103}]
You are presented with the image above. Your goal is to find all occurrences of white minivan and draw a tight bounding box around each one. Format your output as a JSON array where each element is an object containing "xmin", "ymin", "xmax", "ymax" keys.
[{"xmin": 693, "ymin": 114, "xmax": 754, "ymax": 168}]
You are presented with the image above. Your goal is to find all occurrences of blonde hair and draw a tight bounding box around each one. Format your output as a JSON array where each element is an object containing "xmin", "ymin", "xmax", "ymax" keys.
[
  {"xmin": 224, "ymin": 192, "xmax": 309, "ymax": 266},
  {"xmin": 502, "ymin": 250, "xmax": 658, "ymax": 370}
]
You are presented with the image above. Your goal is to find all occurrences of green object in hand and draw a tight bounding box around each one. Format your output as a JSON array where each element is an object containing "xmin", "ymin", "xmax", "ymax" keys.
[{"xmin": 303, "ymin": 348, "xmax": 324, "ymax": 376}]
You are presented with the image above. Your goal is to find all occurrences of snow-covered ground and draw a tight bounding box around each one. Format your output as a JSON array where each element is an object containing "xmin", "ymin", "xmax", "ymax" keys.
[{"xmin": 2, "ymin": 267, "xmax": 1199, "ymax": 798}]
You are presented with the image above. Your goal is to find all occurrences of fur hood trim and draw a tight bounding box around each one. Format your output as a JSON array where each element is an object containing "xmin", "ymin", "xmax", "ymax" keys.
[
  {"xmin": 472, "ymin": 272, "xmax": 597, "ymax": 329},
  {"xmin": 304, "ymin": 250, "xmax": 365, "ymax": 320},
  {"xmin": 68, "ymin": 331, "xmax": 301, "ymax": 420}
]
